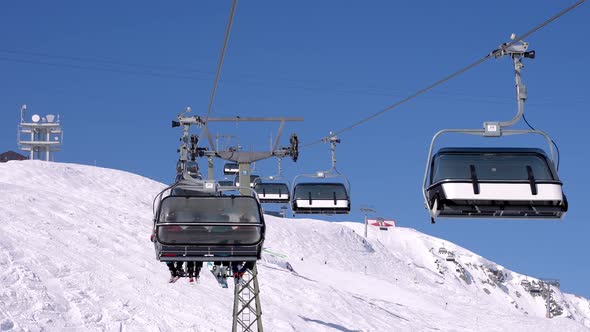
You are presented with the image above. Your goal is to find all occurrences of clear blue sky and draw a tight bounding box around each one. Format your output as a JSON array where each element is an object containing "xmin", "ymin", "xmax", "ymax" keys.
[{"xmin": 1, "ymin": 1, "xmax": 588, "ymax": 298}]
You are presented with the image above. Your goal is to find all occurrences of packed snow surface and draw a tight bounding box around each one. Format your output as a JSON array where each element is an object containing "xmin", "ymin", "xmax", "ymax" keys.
[{"xmin": 0, "ymin": 160, "xmax": 589, "ymax": 331}]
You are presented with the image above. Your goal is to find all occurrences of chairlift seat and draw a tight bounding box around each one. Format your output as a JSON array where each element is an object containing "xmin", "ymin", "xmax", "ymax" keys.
[
  {"xmin": 291, "ymin": 182, "xmax": 350, "ymax": 214},
  {"xmin": 153, "ymin": 194, "xmax": 265, "ymax": 262},
  {"xmin": 426, "ymin": 148, "xmax": 567, "ymax": 219},
  {"xmin": 223, "ymin": 163, "xmax": 240, "ymax": 175},
  {"xmin": 254, "ymin": 182, "xmax": 290, "ymax": 203}
]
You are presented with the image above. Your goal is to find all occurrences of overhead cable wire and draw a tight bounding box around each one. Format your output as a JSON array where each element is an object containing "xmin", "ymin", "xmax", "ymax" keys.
[
  {"xmin": 301, "ymin": 0, "xmax": 586, "ymax": 148},
  {"xmin": 204, "ymin": 0, "xmax": 238, "ymax": 123},
  {"xmin": 4, "ymin": 49, "xmax": 587, "ymax": 106}
]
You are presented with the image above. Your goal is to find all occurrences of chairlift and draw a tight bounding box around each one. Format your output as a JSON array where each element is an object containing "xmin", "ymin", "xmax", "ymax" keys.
[
  {"xmin": 292, "ymin": 181, "xmax": 350, "ymax": 214},
  {"xmin": 425, "ymin": 147, "xmax": 567, "ymax": 221},
  {"xmin": 254, "ymin": 182, "xmax": 290, "ymax": 204},
  {"xmin": 520, "ymin": 280, "xmax": 531, "ymax": 290},
  {"xmin": 438, "ymin": 247, "xmax": 448, "ymax": 255},
  {"xmin": 218, "ymin": 179, "xmax": 235, "ymax": 187},
  {"xmin": 529, "ymin": 284, "xmax": 542, "ymax": 294},
  {"xmin": 423, "ymin": 41, "xmax": 567, "ymax": 223},
  {"xmin": 254, "ymin": 157, "xmax": 291, "ymax": 204},
  {"xmin": 291, "ymin": 134, "xmax": 351, "ymax": 215},
  {"xmin": 152, "ymin": 178, "xmax": 265, "ymax": 262},
  {"xmin": 235, "ymin": 174, "xmax": 261, "ymax": 188},
  {"xmin": 446, "ymin": 252, "xmax": 455, "ymax": 262},
  {"xmin": 223, "ymin": 162, "xmax": 239, "ymax": 175}
]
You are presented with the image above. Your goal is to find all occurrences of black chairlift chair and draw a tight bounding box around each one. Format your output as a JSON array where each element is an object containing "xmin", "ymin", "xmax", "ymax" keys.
[
  {"xmin": 424, "ymin": 146, "xmax": 567, "ymax": 221},
  {"xmin": 235, "ymin": 174, "xmax": 261, "ymax": 188},
  {"xmin": 254, "ymin": 182, "xmax": 290, "ymax": 204},
  {"xmin": 291, "ymin": 181, "xmax": 351, "ymax": 214},
  {"xmin": 291, "ymin": 133, "xmax": 351, "ymax": 215},
  {"xmin": 223, "ymin": 162, "xmax": 239, "ymax": 175},
  {"xmin": 152, "ymin": 179, "xmax": 266, "ymax": 262},
  {"xmin": 218, "ymin": 179, "xmax": 235, "ymax": 187},
  {"xmin": 423, "ymin": 40, "xmax": 567, "ymax": 223}
]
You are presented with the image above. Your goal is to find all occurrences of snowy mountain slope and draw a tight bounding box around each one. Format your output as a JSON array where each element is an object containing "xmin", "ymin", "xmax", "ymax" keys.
[{"xmin": 0, "ymin": 160, "xmax": 589, "ymax": 331}]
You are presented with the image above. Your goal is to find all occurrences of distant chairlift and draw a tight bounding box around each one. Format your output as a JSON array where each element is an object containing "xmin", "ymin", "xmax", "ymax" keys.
[
  {"xmin": 235, "ymin": 174, "xmax": 261, "ymax": 188},
  {"xmin": 529, "ymin": 283, "xmax": 542, "ymax": 294},
  {"xmin": 520, "ymin": 279, "xmax": 531, "ymax": 290},
  {"xmin": 255, "ymin": 182, "xmax": 290, "ymax": 204},
  {"xmin": 254, "ymin": 157, "xmax": 291, "ymax": 204},
  {"xmin": 152, "ymin": 177, "xmax": 266, "ymax": 262},
  {"xmin": 223, "ymin": 162, "xmax": 240, "ymax": 175},
  {"xmin": 291, "ymin": 134, "xmax": 351, "ymax": 215},
  {"xmin": 218, "ymin": 179, "xmax": 235, "ymax": 187},
  {"xmin": 445, "ymin": 251, "xmax": 455, "ymax": 262},
  {"xmin": 422, "ymin": 40, "xmax": 567, "ymax": 223}
]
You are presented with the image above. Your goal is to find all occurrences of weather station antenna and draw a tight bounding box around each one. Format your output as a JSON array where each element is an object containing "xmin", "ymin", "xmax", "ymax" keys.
[{"xmin": 17, "ymin": 104, "xmax": 63, "ymax": 161}]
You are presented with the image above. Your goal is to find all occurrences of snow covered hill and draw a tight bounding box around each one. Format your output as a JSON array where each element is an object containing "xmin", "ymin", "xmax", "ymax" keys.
[{"xmin": 1, "ymin": 160, "xmax": 589, "ymax": 331}]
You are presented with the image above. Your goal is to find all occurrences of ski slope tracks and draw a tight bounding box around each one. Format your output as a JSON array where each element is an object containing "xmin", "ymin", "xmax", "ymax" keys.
[{"xmin": 0, "ymin": 160, "xmax": 588, "ymax": 331}]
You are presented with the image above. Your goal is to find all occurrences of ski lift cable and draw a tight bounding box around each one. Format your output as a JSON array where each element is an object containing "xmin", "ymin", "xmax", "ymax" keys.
[
  {"xmin": 204, "ymin": 0, "xmax": 238, "ymax": 124},
  {"xmin": 300, "ymin": 0, "xmax": 586, "ymax": 149}
]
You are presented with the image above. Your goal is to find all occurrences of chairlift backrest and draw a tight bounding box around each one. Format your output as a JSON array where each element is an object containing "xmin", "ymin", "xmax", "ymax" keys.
[{"xmin": 430, "ymin": 148, "xmax": 558, "ymax": 185}]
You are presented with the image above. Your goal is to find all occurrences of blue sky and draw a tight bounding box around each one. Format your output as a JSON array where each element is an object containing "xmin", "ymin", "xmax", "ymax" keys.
[{"xmin": 1, "ymin": 1, "xmax": 589, "ymax": 298}]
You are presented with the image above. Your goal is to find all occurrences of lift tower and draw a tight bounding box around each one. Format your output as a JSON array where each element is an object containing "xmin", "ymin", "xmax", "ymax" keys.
[{"xmin": 172, "ymin": 108, "xmax": 302, "ymax": 332}]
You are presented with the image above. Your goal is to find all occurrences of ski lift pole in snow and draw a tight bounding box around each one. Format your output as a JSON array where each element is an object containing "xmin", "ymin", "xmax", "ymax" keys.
[
  {"xmin": 540, "ymin": 278, "xmax": 560, "ymax": 319},
  {"xmin": 360, "ymin": 207, "xmax": 376, "ymax": 238},
  {"xmin": 233, "ymin": 263, "xmax": 263, "ymax": 332}
]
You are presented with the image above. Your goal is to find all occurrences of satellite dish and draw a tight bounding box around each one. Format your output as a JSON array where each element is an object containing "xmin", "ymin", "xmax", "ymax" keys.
[
  {"xmin": 46, "ymin": 114, "xmax": 55, "ymax": 123},
  {"xmin": 31, "ymin": 114, "xmax": 40, "ymax": 123}
]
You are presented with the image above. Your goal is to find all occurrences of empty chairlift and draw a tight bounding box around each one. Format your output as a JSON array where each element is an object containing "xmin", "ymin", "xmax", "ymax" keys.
[
  {"xmin": 425, "ymin": 147, "xmax": 567, "ymax": 220},
  {"xmin": 291, "ymin": 133, "xmax": 351, "ymax": 215},
  {"xmin": 292, "ymin": 182, "xmax": 350, "ymax": 214},
  {"xmin": 223, "ymin": 162, "xmax": 239, "ymax": 175},
  {"xmin": 151, "ymin": 180, "xmax": 266, "ymax": 262},
  {"xmin": 422, "ymin": 40, "xmax": 567, "ymax": 223},
  {"xmin": 445, "ymin": 251, "xmax": 455, "ymax": 262},
  {"xmin": 217, "ymin": 179, "xmax": 235, "ymax": 187},
  {"xmin": 235, "ymin": 174, "xmax": 261, "ymax": 188},
  {"xmin": 254, "ymin": 182, "xmax": 290, "ymax": 204}
]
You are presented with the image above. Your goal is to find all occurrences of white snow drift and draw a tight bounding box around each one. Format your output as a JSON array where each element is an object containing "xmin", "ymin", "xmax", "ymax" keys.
[{"xmin": 0, "ymin": 160, "xmax": 588, "ymax": 331}]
